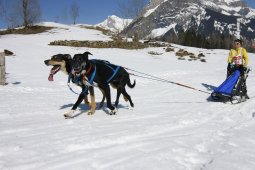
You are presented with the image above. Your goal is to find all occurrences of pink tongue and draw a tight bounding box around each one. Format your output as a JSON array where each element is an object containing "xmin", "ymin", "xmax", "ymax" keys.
[{"xmin": 48, "ymin": 74, "xmax": 54, "ymax": 81}]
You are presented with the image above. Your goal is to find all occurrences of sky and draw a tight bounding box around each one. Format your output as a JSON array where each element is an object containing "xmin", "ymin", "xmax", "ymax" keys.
[
  {"xmin": 40, "ymin": 0, "xmax": 123, "ymax": 25},
  {"xmin": 0, "ymin": 0, "xmax": 255, "ymax": 29}
]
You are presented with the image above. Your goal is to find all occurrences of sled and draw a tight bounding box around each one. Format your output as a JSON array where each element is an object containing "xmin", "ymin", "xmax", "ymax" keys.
[{"xmin": 211, "ymin": 68, "xmax": 250, "ymax": 104}]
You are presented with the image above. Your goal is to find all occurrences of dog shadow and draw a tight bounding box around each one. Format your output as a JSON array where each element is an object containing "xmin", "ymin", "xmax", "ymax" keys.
[
  {"xmin": 60, "ymin": 102, "xmax": 130, "ymax": 117},
  {"xmin": 12, "ymin": 82, "xmax": 21, "ymax": 85},
  {"xmin": 201, "ymin": 83, "xmax": 217, "ymax": 91},
  {"xmin": 60, "ymin": 102, "xmax": 101, "ymax": 111},
  {"xmin": 102, "ymin": 104, "xmax": 130, "ymax": 115}
]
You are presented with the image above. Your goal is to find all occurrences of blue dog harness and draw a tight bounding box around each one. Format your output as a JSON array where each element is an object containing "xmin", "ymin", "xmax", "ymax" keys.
[
  {"xmin": 90, "ymin": 59, "xmax": 121, "ymax": 83},
  {"xmin": 105, "ymin": 65, "xmax": 121, "ymax": 83},
  {"xmin": 67, "ymin": 59, "xmax": 121, "ymax": 95},
  {"xmin": 67, "ymin": 73, "xmax": 88, "ymax": 95}
]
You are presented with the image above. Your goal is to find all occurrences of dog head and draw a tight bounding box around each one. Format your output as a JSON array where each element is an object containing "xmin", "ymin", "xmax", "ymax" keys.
[
  {"xmin": 72, "ymin": 51, "xmax": 92, "ymax": 73},
  {"xmin": 44, "ymin": 54, "xmax": 72, "ymax": 81}
]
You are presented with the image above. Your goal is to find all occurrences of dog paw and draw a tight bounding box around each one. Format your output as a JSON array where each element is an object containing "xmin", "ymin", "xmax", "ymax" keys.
[
  {"xmin": 64, "ymin": 110, "xmax": 75, "ymax": 118},
  {"xmin": 87, "ymin": 111, "xmax": 95, "ymax": 115},
  {"xmin": 110, "ymin": 108, "xmax": 118, "ymax": 115}
]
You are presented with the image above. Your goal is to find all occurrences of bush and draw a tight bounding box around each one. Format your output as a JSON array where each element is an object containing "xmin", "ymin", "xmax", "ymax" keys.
[
  {"xmin": 49, "ymin": 39, "xmax": 167, "ymax": 49},
  {"xmin": 175, "ymin": 49, "xmax": 192, "ymax": 57},
  {"xmin": 49, "ymin": 40, "xmax": 148, "ymax": 49},
  {"xmin": 165, "ymin": 47, "xmax": 175, "ymax": 52},
  {"xmin": 0, "ymin": 26, "xmax": 53, "ymax": 35},
  {"xmin": 198, "ymin": 53, "xmax": 205, "ymax": 57},
  {"xmin": 148, "ymin": 51, "xmax": 163, "ymax": 55},
  {"xmin": 178, "ymin": 57, "xmax": 185, "ymax": 60}
]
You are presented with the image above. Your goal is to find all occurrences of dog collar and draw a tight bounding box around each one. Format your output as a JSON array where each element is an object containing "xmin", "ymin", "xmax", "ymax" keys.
[{"xmin": 84, "ymin": 65, "xmax": 92, "ymax": 75}]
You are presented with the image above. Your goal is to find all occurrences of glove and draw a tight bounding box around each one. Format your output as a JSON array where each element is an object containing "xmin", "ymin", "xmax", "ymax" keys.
[
  {"xmin": 227, "ymin": 63, "xmax": 234, "ymax": 69},
  {"xmin": 244, "ymin": 66, "xmax": 252, "ymax": 72}
]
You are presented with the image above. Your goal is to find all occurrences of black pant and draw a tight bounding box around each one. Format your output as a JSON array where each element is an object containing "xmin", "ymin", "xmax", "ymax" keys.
[{"xmin": 227, "ymin": 64, "xmax": 246, "ymax": 77}]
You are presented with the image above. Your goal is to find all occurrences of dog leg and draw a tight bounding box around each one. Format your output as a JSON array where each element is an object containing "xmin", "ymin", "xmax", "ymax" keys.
[
  {"xmin": 99, "ymin": 87, "xmax": 105, "ymax": 109},
  {"xmin": 65, "ymin": 88, "xmax": 86, "ymax": 118},
  {"xmin": 123, "ymin": 95, "xmax": 128, "ymax": 102},
  {"xmin": 104, "ymin": 85, "xmax": 116, "ymax": 115},
  {"xmin": 84, "ymin": 95, "xmax": 90, "ymax": 105},
  {"xmin": 122, "ymin": 88, "xmax": 134, "ymax": 107},
  {"xmin": 88, "ymin": 87, "xmax": 96, "ymax": 115},
  {"xmin": 115, "ymin": 87, "xmax": 122, "ymax": 108}
]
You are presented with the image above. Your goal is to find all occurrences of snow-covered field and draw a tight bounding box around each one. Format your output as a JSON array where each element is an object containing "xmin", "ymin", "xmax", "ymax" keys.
[{"xmin": 0, "ymin": 23, "xmax": 255, "ymax": 170}]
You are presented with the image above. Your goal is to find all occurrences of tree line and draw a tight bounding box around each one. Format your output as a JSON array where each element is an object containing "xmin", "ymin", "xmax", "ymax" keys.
[{"xmin": 162, "ymin": 29, "xmax": 254, "ymax": 52}]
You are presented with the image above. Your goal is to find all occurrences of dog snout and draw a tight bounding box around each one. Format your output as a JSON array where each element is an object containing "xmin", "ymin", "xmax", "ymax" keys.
[{"xmin": 44, "ymin": 60, "xmax": 50, "ymax": 66}]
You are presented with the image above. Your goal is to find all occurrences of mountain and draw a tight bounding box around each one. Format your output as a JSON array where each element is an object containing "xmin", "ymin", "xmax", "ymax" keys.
[
  {"xmin": 122, "ymin": 0, "xmax": 255, "ymax": 47},
  {"xmin": 96, "ymin": 15, "xmax": 132, "ymax": 32}
]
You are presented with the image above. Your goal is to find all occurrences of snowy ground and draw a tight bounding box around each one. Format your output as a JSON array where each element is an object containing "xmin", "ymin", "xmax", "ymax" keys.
[{"xmin": 0, "ymin": 22, "xmax": 255, "ymax": 170}]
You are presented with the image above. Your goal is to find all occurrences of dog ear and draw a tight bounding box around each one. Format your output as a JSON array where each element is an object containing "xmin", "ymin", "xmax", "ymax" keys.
[
  {"xmin": 83, "ymin": 51, "xmax": 92, "ymax": 61},
  {"xmin": 64, "ymin": 54, "xmax": 72, "ymax": 60},
  {"xmin": 83, "ymin": 51, "xmax": 93, "ymax": 56}
]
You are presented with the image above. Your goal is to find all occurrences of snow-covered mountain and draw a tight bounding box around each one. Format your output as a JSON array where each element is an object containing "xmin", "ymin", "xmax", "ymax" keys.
[
  {"xmin": 96, "ymin": 15, "xmax": 132, "ymax": 32},
  {"xmin": 122, "ymin": 0, "xmax": 255, "ymax": 41}
]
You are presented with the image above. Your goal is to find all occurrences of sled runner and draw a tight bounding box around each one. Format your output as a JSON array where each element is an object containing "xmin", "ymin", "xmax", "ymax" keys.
[{"xmin": 211, "ymin": 68, "xmax": 250, "ymax": 104}]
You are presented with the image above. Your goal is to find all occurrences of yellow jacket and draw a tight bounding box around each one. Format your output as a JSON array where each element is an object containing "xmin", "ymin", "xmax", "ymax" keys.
[{"xmin": 228, "ymin": 47, "xmax": 249, "ymax": 66}]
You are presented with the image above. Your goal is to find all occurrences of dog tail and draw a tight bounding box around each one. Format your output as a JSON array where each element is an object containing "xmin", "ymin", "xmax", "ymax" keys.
[{"xmin": 127, "ymin": 77, "xmax": 136, "ymax": 88}]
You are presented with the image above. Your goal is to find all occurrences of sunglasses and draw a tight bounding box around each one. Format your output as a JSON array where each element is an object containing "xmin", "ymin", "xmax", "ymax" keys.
[{"xmin": 235, "ymin": 42, "xmax": 240, "ymax": 45}]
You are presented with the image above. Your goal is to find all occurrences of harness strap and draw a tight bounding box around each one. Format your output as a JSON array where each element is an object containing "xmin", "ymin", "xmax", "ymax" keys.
[
  {"xmin": 83, "ymin": 65, "xmax": 97, "ymax": 86},
  {"xmin": 90, "ymin": 59, "xmax": 121, "ymax": 83},
  {"xmin": 81, "ymin": 86, "xmax": 88, "ymax": 95},
  {"xmin": 89, "ymin": 66, "xmax": 97, "ymax": 85},
  {"xmin": 104, "ymin": 63, "xmax": 115, "ymax": 72},
  {"xmin": 107, "ymin": 66, "xmax": 120, "ymax": 83},
  {"xmin": 68, "ymin": 73, "xmax": 72, "ymax": 83}
]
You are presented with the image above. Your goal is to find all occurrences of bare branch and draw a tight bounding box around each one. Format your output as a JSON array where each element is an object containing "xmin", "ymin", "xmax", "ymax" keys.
[{"xmin": 70, "ymin": 1, "xmax": 79, "ymax": 24}]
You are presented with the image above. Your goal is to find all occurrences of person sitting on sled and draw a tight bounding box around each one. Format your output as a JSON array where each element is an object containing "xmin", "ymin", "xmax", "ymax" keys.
[{"xmin": 227, "ymin": 39, "xmax": 249, "ymax": 99}]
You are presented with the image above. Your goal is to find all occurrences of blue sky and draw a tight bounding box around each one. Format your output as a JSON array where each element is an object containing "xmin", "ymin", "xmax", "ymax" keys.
[
  {"xmin": 40, "ymin": 0, "xmax": 122, "ymax": 25},
  {"xmin": 0, "ymin": 0, "xmax": 255, "ymax": 29}
]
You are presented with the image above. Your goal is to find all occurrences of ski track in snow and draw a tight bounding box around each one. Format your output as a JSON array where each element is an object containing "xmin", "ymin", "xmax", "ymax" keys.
[{"xmin": 0, "ymin": 22, "xmax": 255, "ymax": 170}]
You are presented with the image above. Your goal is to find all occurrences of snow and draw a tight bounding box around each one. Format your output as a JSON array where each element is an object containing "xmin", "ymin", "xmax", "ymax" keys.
[
  {"xmin": 1, "ymin": 22, "xmax": 255, "ymax": 170},
  {"xmin": 222, "ymin": 0, "xmax": 241, "ymax": 4},
  {"xmin": 96, "ymin": 15, "xmax": 132, "ymax": 33},
  {"xmin": 144, "ymin": 4, "xmax": 160, "ymax": 17},
  {"xmin": 144, "ymin": 0, "xmax": 168, "ymax": 17},
  {"xmin": 149, "ymin": 23, "xmax": 177, "ymax": 38},
  {"xmin": 246, "ymin": 8, "xmax": 255, "ymax": 18}
]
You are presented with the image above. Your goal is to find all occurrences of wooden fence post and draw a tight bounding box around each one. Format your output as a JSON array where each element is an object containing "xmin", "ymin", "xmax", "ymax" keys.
[{"xmin": 0, "ymin": 52, "xmax": 6, "ymax": 85}]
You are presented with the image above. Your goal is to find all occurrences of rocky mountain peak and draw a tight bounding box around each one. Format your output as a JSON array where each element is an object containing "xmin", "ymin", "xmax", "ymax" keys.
[{"xmin": 122, "ymin": 0, "xmax": 255, "ymax": 49}]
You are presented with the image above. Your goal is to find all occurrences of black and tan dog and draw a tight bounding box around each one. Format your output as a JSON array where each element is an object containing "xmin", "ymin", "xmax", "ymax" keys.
[
  {"xmin": 64, "ymin": 51, "xmax": 135, "ymax": 117},
  {"xmin": 44, "ymin": 54, "xmax": 97, "ymax": 115}
]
